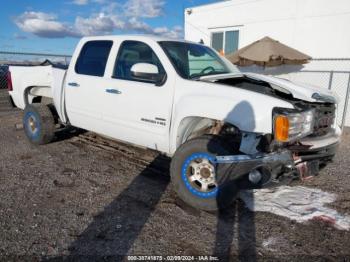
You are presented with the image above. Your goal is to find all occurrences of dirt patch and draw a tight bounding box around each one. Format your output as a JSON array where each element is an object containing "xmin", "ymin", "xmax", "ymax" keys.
[{"xmin": 0, "ymin": 108, "xmax": 350, "ymax": 260}]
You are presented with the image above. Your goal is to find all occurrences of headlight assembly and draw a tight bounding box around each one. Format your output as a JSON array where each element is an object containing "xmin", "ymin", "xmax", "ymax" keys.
[{"xmin": 274, "ymin": 109, "xmax": 315, "ymax": 142}]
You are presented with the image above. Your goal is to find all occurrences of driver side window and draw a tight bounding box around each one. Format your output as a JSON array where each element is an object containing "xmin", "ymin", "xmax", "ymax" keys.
[{"xmin": 113, "ymin": 41, "xmax": 165, "ymax": 82}]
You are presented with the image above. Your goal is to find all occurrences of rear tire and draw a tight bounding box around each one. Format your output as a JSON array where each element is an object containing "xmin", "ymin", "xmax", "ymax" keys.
[
  {"xmin": 23, "ymin": 104, "xmax": 55, "ymax": 145},
  {"xmin": 170, "ymin": 135, "xmax": 239, "ymax": 211}
]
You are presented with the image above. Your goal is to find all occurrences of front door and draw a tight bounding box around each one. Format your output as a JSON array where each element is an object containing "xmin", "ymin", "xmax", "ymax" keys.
[{"xmin": 101, "ymin": 40, "xmax": 174, "ymax": 152}]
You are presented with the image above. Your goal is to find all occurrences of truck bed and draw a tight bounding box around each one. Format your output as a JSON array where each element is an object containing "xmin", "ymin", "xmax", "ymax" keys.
[
  {"xmin": 9, "ymin": 65, "xmax": 67, "ymax": 123},
  {"xmin": 8, "ymin": 65, "xmax": 67, "ymax": 121}
]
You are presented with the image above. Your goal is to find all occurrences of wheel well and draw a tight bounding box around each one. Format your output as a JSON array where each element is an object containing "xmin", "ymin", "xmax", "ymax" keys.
[
  {"xmin": 24, "ymin": 86, "xmax": 53, "ymax": 106},
  {"xmin": 24, "ymin": 86, "xmax": 59, "ymax": 124},
  {"xmin": 176, "ymin": 117, "xmax": 241, "ymax": 149},
  {"xmin": 32, "ymin": 96, "xmax": 42, "ymax": 104}
]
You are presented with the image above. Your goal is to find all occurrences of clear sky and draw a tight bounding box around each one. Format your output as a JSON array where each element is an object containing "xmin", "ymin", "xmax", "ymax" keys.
[{"xmin": 0, "ymin": 0, "xmax": 220, "ymax": 55}]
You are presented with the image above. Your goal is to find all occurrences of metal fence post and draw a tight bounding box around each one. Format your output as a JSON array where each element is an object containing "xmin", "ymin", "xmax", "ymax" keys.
[
  {"xmin": 328, "ymin": 71, "xmax": 334, "ymax": 90},
  {"xmin": 341, "ymin": 74, "xmax": 350, "ymax": 129}
]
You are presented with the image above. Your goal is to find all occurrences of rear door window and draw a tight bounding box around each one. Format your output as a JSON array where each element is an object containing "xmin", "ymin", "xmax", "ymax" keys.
[{"xmin": 75, "ymin": 41, "xmax": 113, "ymax": 77}]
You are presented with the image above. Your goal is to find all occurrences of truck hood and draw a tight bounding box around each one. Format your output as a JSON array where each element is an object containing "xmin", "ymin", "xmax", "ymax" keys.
[{"xmin": 200, "ymin": 72, "xmax": 339, "ymax": 104}]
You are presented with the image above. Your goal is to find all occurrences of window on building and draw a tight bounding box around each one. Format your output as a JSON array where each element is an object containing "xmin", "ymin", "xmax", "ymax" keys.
[
  {"xmin": 75, "ymin": 41, "xmax": 113, "ymax": 77},
  {"xmin": 212, "ymin": 32, "xmax": 224, "ymax": 54},
  {"xmin": 113, "ymin": 41, "xmax": 165, "ymax": 82},
  {"xmin": 225, "ymin": 31, "xmax": 239, "ymax": 55},
  {"xmin": 211, "ymin": 30, "xmax": 239, "ymax": 55}
]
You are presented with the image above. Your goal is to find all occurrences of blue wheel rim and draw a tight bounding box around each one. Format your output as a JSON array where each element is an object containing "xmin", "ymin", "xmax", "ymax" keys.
[
  {"xmin": 181, "ymin": 152, "xmax": 218, "ymax": 199},
  {"xmin": 24, "ymin": 111, "xmax": 41, "ymax": 141}
]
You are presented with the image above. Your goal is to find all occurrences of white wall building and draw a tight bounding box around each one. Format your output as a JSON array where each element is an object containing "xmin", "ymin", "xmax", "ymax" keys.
[
  {"xmin": 184, "ymin": 0, "xmax": 350, "ymax": 127},
  {"xmin": 185, "ymin": 0, "xmax": 350, "ymax": 58}
]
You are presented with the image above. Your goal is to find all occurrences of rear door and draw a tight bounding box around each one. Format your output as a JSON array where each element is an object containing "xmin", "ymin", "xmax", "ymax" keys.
[{"xmin": 65, "ymin": 40, "xmax": 113, "ymax": 133}]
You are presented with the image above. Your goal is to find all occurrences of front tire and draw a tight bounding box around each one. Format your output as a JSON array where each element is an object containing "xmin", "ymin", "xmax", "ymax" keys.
[
  {"xmin": 170, "ymin": 136, "xmax": 239, "ymax": 211},
  {"xmin": 23, "ymin": 104, "xmax": 55, "ymax": 145}
]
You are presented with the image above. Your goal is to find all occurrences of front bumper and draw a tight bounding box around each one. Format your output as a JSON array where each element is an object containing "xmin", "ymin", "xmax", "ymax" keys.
[
  {"xmin": 215, "ymin": 127, "xmax": 341, "ymax": 187},
  {"xmin": 215, "ymin": 150, "xmax": 295, "ymax": 187},
  {"xmin": 298, "ymin": 126, "xmax": 342, "ymax": 151}
]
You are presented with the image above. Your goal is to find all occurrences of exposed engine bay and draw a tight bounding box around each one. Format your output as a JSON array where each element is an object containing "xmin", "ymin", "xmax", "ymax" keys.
[{"xmin": 214, "ymin": 75, "xmax": 337, "ymax": 139}]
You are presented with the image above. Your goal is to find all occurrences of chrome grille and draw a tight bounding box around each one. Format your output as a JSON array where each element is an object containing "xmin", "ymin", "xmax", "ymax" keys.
[{"xmin": 312, "ymin": 104, "xmax": 336, "ymax": 136}]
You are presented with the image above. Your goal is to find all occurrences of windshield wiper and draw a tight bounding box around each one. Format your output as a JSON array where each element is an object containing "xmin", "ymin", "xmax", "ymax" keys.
[{"xmin": 190, "ymin": 71, "xmax": 228, "ymax": 80}]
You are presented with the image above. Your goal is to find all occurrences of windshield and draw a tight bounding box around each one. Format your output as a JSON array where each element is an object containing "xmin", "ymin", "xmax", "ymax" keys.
[{"xmin": 159, "ymin": 41, "xmax": 232, "ymax": 79}]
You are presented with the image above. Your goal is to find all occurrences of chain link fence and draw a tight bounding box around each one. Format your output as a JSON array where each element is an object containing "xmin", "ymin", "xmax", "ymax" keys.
[
  {"xmin": 0, "ymin": 64, "xmax": 8, "ymax": 89},
  {"xmin": 284, "ymin": 59, "xmax": 350, "ymax": 128},
  {"xmin": 0, "ymin": 51, "xmax": 349, "ymax": 127}
]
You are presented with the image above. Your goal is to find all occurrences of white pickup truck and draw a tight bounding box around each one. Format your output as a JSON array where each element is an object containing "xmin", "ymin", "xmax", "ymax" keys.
[{"xmin": 7, "ymin": 35, "xmax": 341, "ymax": 210}]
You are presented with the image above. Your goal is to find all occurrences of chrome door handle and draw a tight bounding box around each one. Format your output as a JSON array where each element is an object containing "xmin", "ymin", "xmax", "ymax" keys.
[
  {"xmin": 106, "ymin": 89, "xmax": 122, "ymax": 94},
  {"xmin": 68, "ymin": 82, "xmax": 80, "ymax": 87}
]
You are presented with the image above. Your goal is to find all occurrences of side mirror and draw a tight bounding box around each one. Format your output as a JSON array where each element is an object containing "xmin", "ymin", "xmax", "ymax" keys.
[{"xmin": 131, "ymin": 63, "xmax": 164, "ymax": 84}]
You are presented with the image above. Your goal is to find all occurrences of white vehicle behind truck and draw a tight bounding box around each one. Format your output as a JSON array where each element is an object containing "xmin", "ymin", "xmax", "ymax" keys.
[{"xmin": 7, "ymin": 35, "xmax": 341, "ymax": 210}]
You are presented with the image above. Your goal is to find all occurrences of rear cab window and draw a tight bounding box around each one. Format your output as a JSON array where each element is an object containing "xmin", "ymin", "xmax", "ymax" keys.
[{"xmin": 75, "ymin": 40, "xmax": 113, "ymax": 77}]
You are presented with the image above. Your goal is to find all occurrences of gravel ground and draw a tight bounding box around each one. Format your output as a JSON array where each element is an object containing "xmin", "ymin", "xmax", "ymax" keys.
[{"xmin": 0, "ymin": 91, "xmax": 350, "ymax": 261}]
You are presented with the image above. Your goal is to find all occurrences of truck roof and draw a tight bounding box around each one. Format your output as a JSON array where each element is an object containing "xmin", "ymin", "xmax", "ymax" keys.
[{"xmin": 80, "ymin": 34, "xmax": 194, "ymax": 44}]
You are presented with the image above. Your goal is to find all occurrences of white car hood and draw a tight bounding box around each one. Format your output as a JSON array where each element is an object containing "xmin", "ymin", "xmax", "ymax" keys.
[{"xmin": 200, "ymin": 72, "xmax": 339, "ymax": 104}]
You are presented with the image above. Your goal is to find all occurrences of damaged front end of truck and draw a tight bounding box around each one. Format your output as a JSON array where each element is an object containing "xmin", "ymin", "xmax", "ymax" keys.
[{"xmin": 202, "ymin": 73, "xmax": 341, "ymax": 188}]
